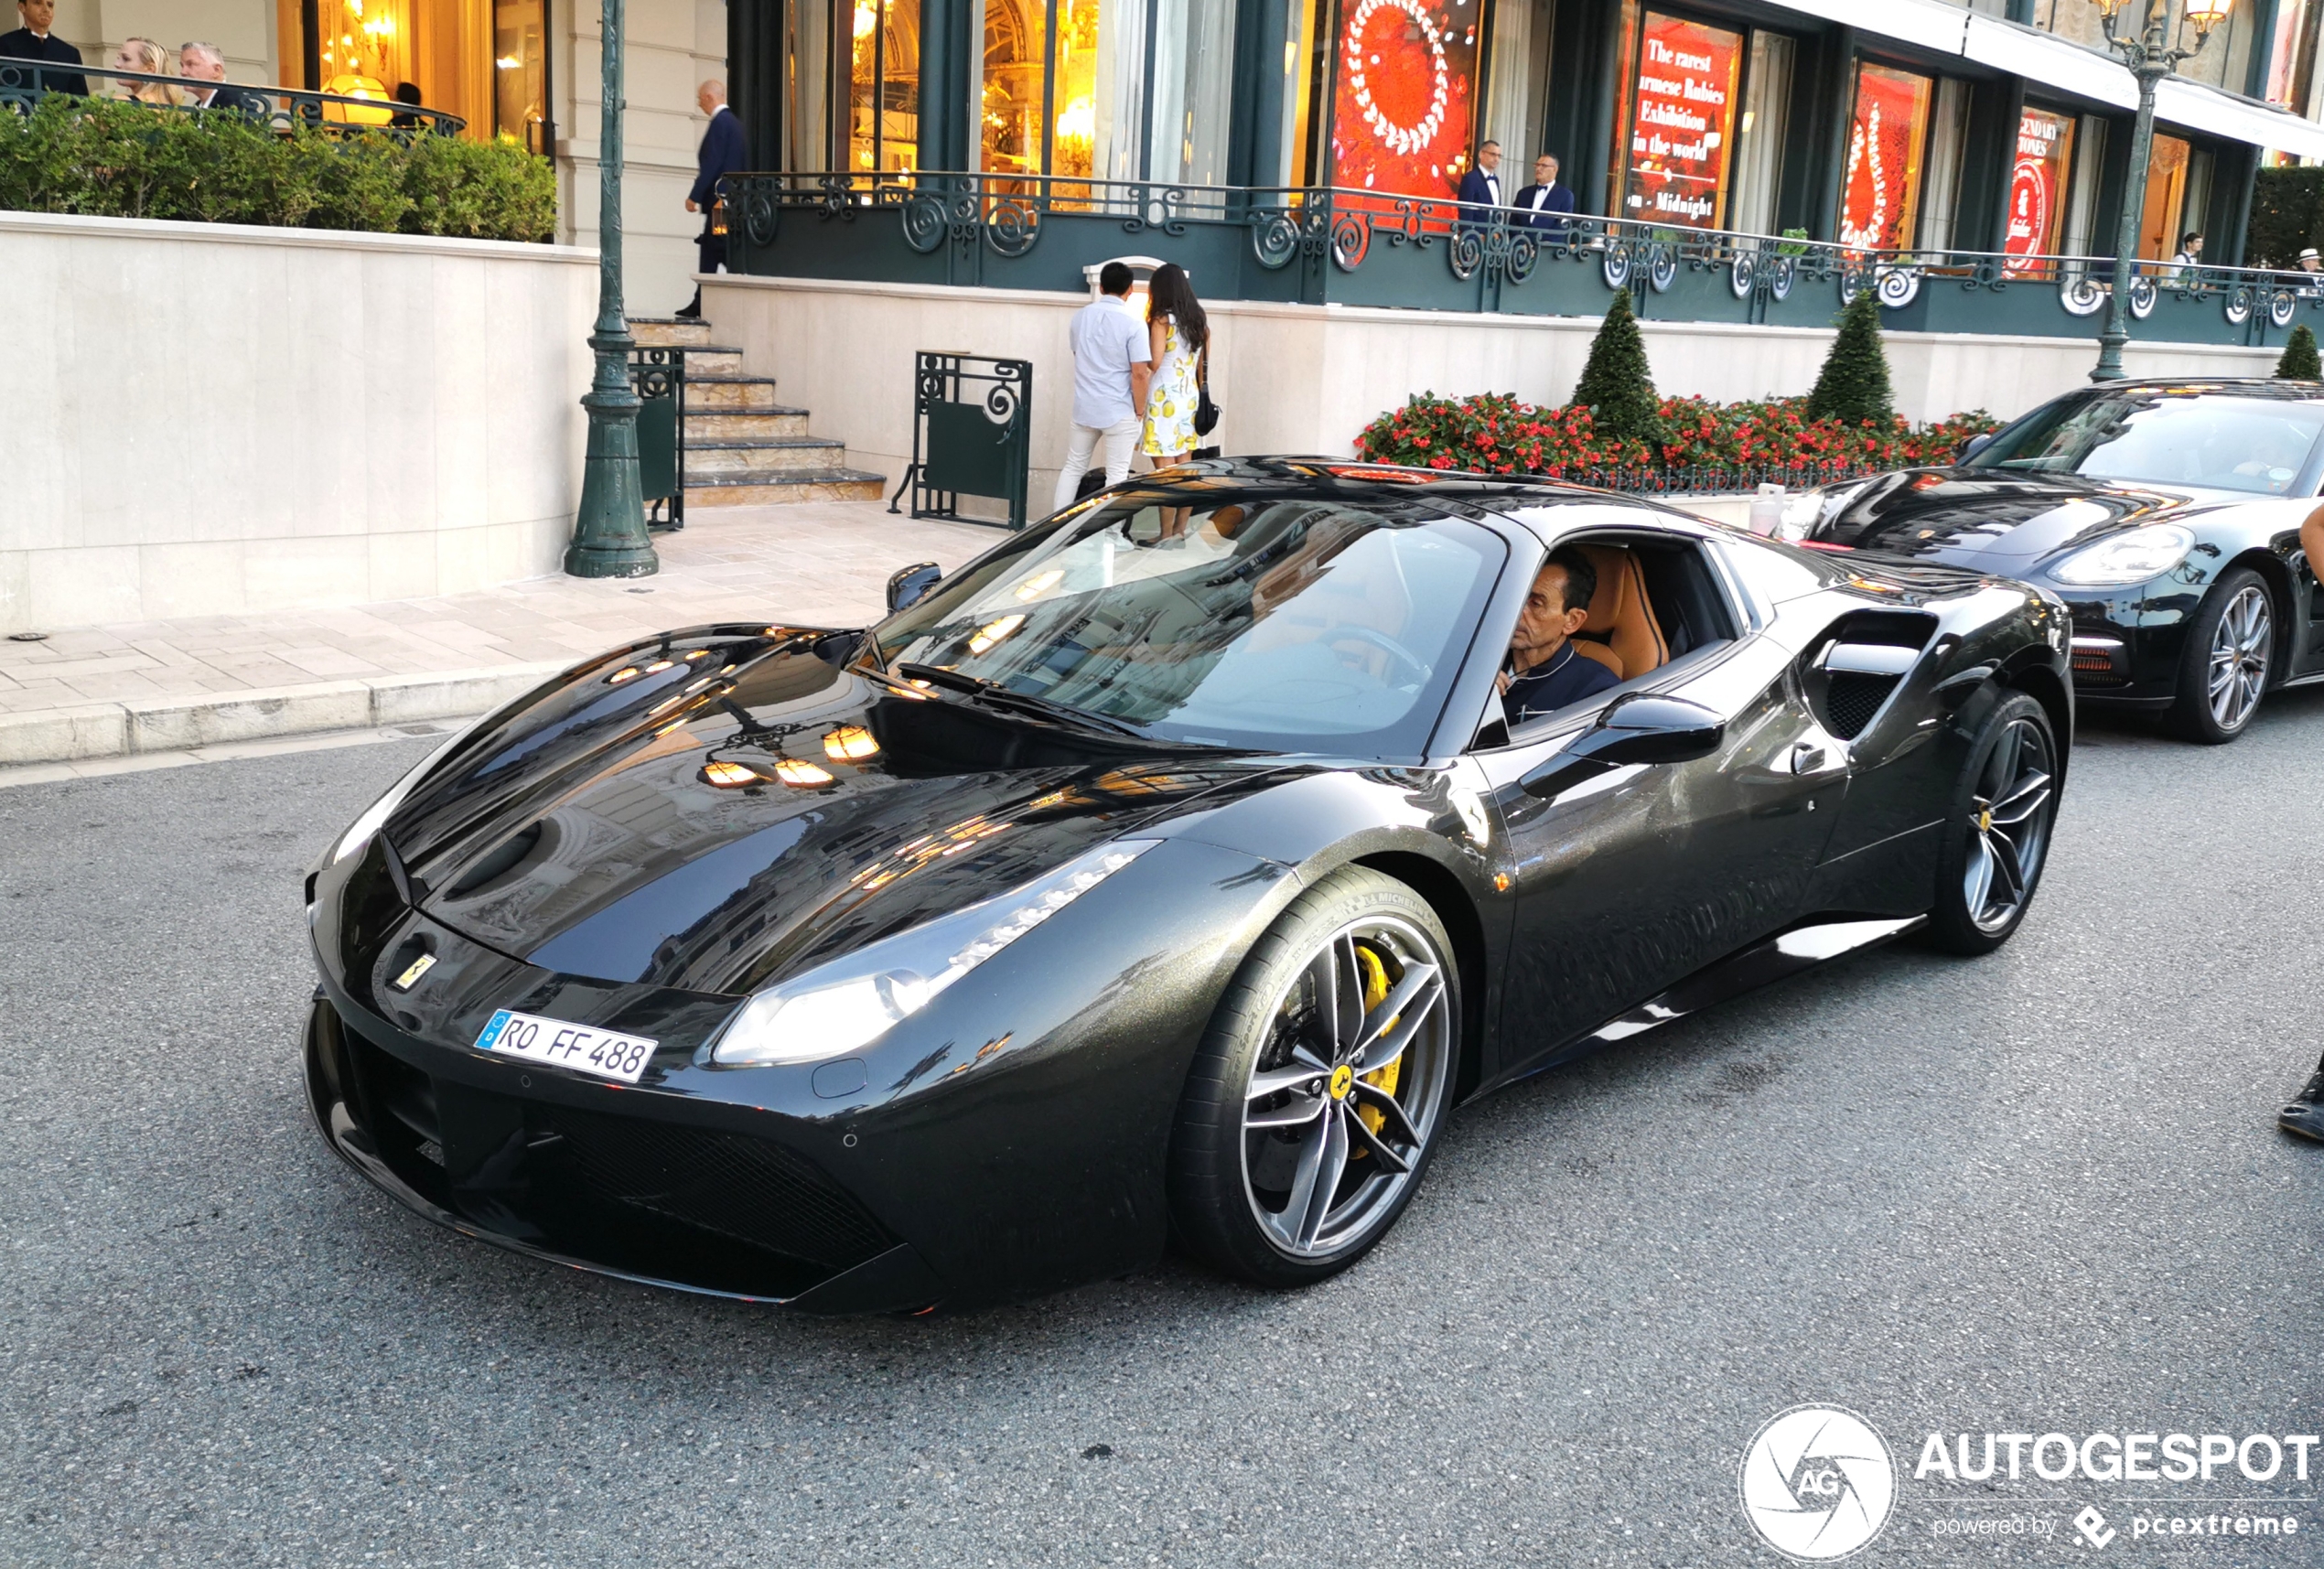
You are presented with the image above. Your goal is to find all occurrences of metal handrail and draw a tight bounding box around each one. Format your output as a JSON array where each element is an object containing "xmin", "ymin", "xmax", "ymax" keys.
[
  {"xmin": 726, "ymin": 168, "xmax": 2322, "ymax": 329},
  {"xmin": 0, "ymin": 59, "xmax": 465, "ymax": 135}
]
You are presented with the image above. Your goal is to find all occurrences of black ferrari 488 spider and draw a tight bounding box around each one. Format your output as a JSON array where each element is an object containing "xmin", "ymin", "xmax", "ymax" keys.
[{"xmin": 305, "ymin": 459, "xmax": 2072, "ymax": 1312}]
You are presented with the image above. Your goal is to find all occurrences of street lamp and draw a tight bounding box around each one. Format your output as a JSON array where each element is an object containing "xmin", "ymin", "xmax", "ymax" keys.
[
  {"xmin": 2087, "ymin": 0, "xmax": 2232, "ymax": 382},
  {"xmin": 565, "ymin": 0, "xmax": 659, "ymax": 578}
]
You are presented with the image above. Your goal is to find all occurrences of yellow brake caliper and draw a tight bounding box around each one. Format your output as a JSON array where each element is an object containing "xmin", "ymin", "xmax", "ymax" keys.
[{"xmin": 1350, "ymin": 943, "xmax": 1402, "ymax": 1153}]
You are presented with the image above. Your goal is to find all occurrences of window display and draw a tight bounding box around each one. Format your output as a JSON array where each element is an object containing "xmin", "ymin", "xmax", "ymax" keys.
[
  {"xmin": 1618, "ymin": 13, "xmax": 1742, "ymax": 229},
  {"xmin": 1840, "ymin": 62, "xmax": 1933, "ymax": 252},
  {"xmin": 1329, "ymin": 0, "xmax": 1481, "ymax": 197},
  {"xmin": 2004, "ymin": 108, "xmax": 2075, "ymax": 274}
]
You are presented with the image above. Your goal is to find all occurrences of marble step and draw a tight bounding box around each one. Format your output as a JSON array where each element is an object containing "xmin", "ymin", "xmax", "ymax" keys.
[
  {"xmin": 684, "ymin": 437, "xmax": 853, "ymax": 475},
  {"xmin": 684, "ymin": 467, "xmax": 888, "ymax": 507},
  {"xmin": 628, "ymin": 317, "xmax": 712, "ymax": 348},
  {"xmin": 684, "ymin": 407, "xmax": 812, "ymax": 441},
  {"xmin": 684, "ymin": 374, "xmax": 784, "ymax": 411}
]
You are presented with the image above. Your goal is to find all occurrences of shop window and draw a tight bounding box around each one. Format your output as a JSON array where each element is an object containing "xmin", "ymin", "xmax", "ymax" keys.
[
  {"xmin": 1616, "ymin": 11, "xmax": 1743, "ymax": 228},
  {"xmin": 976, "ymin": 0, "xmax": 1146, "ymax": 188},
  {"xmin": 850, "ymin": 0, "xmax": 920, "ymax": 174},
  {"xmin": 316, "ymin": 0, "xmax": 414, "ymax": 118},
  {"xmin": 787, "ymin": 0, "xmax": 834, "ymax": 167},
  {"xmin": 1918, "ymin": 76, "xmax": 1968, "ymax": 252},
  {"xmin": 1839, "ymin": 61, "xmax": 1932, "ymax": 252},
  {"xmin": 2061, "ymin": 113, "xmax": 2108, "ymax": 262},
  {"xmin": 492, "ymin": 0, "xmax": 547, "ymax": 152},
  {"xmin": 2139, "ymin": 133, "xmax": 2192, "ymax": 262},
  {"xmin": 1148, "ymin": 0, "xmax": 1236, "ymax": 187},
  {"xmin": 1329, "ymin": 0, "xmax": 1484, "ymax": 198},
  {"xmin": 2004, "ymin": 106, "xmax": 2076, "ymax": 274},
  {"xmin": 1727, "ymin": 30, "xmax": 1791, "ymax": 237}
]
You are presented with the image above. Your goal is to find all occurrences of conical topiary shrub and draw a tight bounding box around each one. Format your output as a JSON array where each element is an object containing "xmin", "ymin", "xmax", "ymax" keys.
[
  {"xmin": 1569, "ymin": 287, "xmax": 1661, "ymax": 448},
  {"xmin": 2277, "ymin": 324, "xmax": 2320, "ymax": 380},
  {"xmin": 1807, "ymin": 286, "xmax": 1895, "ymax": 426}
]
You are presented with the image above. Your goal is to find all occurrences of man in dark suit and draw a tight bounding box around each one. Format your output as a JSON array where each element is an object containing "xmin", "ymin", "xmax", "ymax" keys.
[
  {"xmin": 179, "ymin": 41, "xmax": 269, "ymax": 117},
  {"xmin": 678, "ymin": 79, "xmax": 748, "ymax": 319},
  {"xmin": 0, "ymin": 0, "xmax": 86, "ymax": 96},
  {"xmin": 1512, "ymin": 153, "xmax": 1576, "ymax": 238},
  {"xmin": 1454, "ymin": 140, "xmax": 1503, "ymax": 227},
  {"xmin": 1501, "ymin": 547, "xmax": 1619, "ymax": 724}
]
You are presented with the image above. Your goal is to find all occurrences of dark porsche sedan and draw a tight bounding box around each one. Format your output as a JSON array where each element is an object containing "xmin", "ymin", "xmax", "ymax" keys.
[
  {"xmin": 305, "ymin": 460, "xmax": 2071, "ymax": 1313},
  {"xmin": 1791, "ymin": 379, "xmax": 2324, "ymax": 743}
]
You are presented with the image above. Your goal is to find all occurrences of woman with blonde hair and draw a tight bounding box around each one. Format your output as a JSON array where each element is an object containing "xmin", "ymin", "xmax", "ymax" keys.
[{"xmin": 107, "ymin": 37, "xmax": 176, "ymax": 104}]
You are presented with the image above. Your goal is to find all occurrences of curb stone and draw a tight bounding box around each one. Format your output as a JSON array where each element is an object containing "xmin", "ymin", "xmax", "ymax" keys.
[{"xmin": 0, "ymin": 661, "xmax": 573, "ymax": 767}]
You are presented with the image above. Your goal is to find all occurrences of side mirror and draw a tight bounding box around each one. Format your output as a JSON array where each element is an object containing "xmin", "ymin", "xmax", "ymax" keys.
[
  {"xmin": 1521, "ymin": 693, "xmax": 1726, "ymax": 798},
  {"xmin": 1956, "ymin": 432, "xmax": 1995, "ymax": 463},
  {"xmin": 886, "ymin": 562, "xmax": 941, "ymax": 614}
]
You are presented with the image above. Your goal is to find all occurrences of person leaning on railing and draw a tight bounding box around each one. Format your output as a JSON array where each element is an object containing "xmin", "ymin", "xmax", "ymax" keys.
[
  {"xmin": 0, "ymin": 0, "xmax": 88, "ymax": 96},
  {"xmin": 106, "ymin": 37, "xmax": 175, "ymax": 105}
]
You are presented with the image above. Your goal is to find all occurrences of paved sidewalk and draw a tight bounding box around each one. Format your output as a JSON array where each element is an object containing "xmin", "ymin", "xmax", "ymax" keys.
[{"xmin": 0, "ymin": 501, "xmax": 1000, "ymax": 770}]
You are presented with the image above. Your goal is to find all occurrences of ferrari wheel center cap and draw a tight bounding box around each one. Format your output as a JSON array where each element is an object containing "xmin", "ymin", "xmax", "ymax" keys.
[
  {"xmin": 1328, "ymin": 1063, "xmax": 1355, "ymax": 1101},
  {"xmin": 1977, "ymin": 807, "xmax": 1993, "ymax": 833}
]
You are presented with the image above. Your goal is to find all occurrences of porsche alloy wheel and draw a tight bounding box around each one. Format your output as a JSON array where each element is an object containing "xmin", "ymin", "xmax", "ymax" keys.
[
  {"xmin": 2170, "ymin": 569, "xmax": 2275, "ymax": 744},
  {"xmin": 1169, "ymin": 869, "xmax": 1458, "ymax": 1287},
  {"xmin": 1929, "ymin": 692, "xmax": 2058, "ymax": 955}
]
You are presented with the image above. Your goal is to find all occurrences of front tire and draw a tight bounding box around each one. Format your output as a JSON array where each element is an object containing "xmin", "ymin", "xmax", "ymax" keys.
[
  {"xmin": 1927, "ymin": 692, "xmax": 2059, "ymax": 956},
  {"xmin": 2167, "ymin": 567, "xmax": 2274, "ymax": 744},
  {"xmin": 1167, "ymin": 867, "xmax": 1458, "ymax": 1288}
]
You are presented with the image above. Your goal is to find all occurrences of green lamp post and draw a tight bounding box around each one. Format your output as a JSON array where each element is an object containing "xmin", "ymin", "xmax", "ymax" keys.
[
  {"xmin": 2086, "ymin": 0, "xmax": 2233, "ymax": 383},
  {"xmin": 565, "ymin": 0, "xmax": 659, "ymax": 578}
]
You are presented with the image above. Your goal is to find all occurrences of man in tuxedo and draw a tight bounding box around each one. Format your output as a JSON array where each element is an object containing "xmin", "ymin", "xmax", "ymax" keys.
[
  {"xmin": 678, "ymin": 80, "xmax": 747, "ymax": 319},
  {"xmin": 179, "ymin": 41, "xmax": 268, "ymax": 117},
  {"xmin": 0, "ymin": 0, "xmax": 86, "ymax": 96},
  {"xmin": 1512, "ymin": 154, "xmax": 1576, "ymax": 237},
  {"xmin": 1455, "ymin": 140, "xmax": 1503, "ymax": 226}
]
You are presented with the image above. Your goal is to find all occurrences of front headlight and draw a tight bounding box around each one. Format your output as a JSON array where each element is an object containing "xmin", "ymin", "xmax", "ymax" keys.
[
  {"xmin": 2049, "ymin": 523, "xmax": 2195, "ymax": 586},
  {"xmin": 328, "ymin": 716, "xmax": 488, "ymax": 866},
  {"xmin": 709, "ymin": 840, "xmax": 1158, "ymax": 1067}
]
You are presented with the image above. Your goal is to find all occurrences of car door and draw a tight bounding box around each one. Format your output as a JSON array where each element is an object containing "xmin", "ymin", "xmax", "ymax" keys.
[{"xmin": 1469, "ymin": 523, "xmax": 1849, "ymax": 1066}]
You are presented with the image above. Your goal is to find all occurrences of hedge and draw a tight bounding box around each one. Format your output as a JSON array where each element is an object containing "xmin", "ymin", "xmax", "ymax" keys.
[
  {"xmin": 1353, "ymin": 391, "xmax": 1999, "ymax": 489},
  {"xmin": 0, "ymin": 95, "xmax": 555, "ymax": 242}
]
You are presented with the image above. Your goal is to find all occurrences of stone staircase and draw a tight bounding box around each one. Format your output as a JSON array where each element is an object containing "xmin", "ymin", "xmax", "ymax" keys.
[{"xmin": 629, "ymin": 317, "xmax": 886, "ymax": 508}]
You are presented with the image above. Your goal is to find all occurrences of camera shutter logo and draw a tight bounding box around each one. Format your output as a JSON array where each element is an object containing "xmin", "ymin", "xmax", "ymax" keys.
[{"xmin": 1739, "ymin": 1405, "xmax": 1896, "ymax": 1561}]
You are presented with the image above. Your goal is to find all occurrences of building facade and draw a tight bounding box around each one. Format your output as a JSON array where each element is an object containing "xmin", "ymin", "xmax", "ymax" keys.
[{"xmin": 43, "ymin": 0, "xmax": 726, "ymax": 309}]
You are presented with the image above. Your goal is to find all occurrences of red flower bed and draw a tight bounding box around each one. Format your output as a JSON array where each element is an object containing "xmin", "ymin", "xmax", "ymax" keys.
[{"xmin": 1354, "ymin": 392, "xmax": 2001, "ymax": 488}]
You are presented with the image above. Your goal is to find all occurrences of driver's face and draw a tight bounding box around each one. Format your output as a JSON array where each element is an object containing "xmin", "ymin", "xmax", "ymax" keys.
[{"xmin": 1512, "ymin": 564, "xmax": 1588, "ymax": 669}]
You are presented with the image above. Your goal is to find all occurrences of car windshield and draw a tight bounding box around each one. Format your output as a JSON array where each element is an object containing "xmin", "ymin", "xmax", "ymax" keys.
[
  {"xmin": 865, "ymin": 493, "xmax": 1506, "ymax": 757},
  {"xmin": 1964, "ymin": 388, "xmax": 2324, "ymax": 495}
]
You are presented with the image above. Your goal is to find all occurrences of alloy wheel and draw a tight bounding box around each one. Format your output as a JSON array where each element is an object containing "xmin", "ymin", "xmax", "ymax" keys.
[
  {"xmin": 1240, "ymin": 916, "xmax": 1451, "ymax": 1260},
  {"xmin": 1962, "ymin": 716, "xmax": 2055, "ymax": 934},
  {"xmin": 2205, "ymin": 583, "xmax": 2272, "ymax": 733}
]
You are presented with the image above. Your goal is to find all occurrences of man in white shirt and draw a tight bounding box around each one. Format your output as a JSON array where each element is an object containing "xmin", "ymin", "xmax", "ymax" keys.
[
  {"xmin": 1052, "ymin": 262, "xmax": 1153, "ymax": 511},
  {"xmin": 1455, "ymin": 141, "xmax": 1502, "ymax": 226}
]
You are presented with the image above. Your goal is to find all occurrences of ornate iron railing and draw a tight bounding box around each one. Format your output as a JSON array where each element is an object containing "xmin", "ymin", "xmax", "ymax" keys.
[
  {"xmin": 722, "ymin": 170, "xmax": 2324, "ymax": 349},
  {"xmin": 0, "ymin": 60, "xmax": 464, "ymax": 135}
]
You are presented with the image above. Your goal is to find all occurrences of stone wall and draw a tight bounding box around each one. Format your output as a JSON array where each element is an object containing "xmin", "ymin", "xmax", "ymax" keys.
[
  {"xmin": 701, "ymin": 274, "xmax": 2281, "ymax": 510},
  {"xmin": 0, "ymin": 210, "xmax": 593, "ymax": 635}
]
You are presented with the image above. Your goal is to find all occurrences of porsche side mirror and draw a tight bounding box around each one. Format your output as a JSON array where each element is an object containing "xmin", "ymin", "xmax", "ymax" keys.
[
  {"xmin": 1521, "ymin": 693, "xmax": 1726, "ymax": 798},
  {"xmin": 1957, "ymin": 433, "xmax": 1995, "ymax": 463},
  {"xmin": 886, "ymin": 562, "xmax": 941, "ymax": 614}
]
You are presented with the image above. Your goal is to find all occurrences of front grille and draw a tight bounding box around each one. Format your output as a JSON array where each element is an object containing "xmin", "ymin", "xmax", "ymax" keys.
[
  {"xmin": 537, "ymin": 1103, "xmax": 894, "ymax": 1273},
  {"xmin": 1824, "ymin": 672, "xmax": 1901, "ymax": 739}
]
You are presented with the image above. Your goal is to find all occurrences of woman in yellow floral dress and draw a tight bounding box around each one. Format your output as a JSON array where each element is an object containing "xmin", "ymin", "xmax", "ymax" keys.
[{"xmin": 1140, "ymin": 264, "xmax": 1207, "ymax": 532}]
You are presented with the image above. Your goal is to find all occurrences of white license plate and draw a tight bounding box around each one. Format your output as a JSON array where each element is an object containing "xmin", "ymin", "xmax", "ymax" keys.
[{"xmin": 474, "ymin": 1009, "xmax": 660, "ymax": 1084}]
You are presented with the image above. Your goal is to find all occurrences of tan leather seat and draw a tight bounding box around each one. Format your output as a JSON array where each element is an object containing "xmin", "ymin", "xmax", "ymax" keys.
[{"xmin": 1569, "ymin": 544, "xmax": 1669, "ymax": 681}]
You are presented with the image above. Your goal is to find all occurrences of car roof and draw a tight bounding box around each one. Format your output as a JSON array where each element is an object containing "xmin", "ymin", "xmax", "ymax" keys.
[{"xmin": 1088, "ymin": 456, "xmax": 1696, "ymax": 515}]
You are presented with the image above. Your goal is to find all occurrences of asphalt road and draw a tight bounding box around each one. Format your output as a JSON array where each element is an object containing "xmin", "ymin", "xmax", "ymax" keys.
[{"xmin": 4, "ymin": 694, "xmax": 2322, "ymax": 1568}]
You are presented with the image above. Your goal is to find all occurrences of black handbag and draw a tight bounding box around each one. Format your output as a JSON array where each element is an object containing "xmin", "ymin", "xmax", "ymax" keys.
[{"xmin": 1193, "ymin": 345, "xmax": 1221, "ymax": 437}]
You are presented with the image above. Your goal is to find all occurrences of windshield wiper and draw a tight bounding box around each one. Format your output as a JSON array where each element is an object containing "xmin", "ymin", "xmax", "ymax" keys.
[{"xmin": 893, "ymin": 662, "xmax": 1155, "ymax": 741}]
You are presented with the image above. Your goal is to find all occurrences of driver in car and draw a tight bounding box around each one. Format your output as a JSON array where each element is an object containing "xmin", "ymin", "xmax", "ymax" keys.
[{"xmin": 1499, "ymin": 547, "xmax": 1619, "ymax": 723}]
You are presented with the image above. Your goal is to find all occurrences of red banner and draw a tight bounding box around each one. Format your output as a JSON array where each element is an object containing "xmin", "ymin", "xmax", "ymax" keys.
[
  {"xmin": 2004, "ymin": 109, "xmax": 2075, "ymax": 274},
  {"xmin": 1329, "ymin": 0, "xmax": 1479, "ymax": 199},
  {"xmin": 1840, "ymin": 64, "xmax": 1932, "ymax": 252},
  {"xmin": 1619, "ymin": 14, "xmax": 1741, "ymax": 229}
]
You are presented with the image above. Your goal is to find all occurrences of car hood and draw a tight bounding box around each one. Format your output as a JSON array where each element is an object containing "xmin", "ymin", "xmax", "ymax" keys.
[
  {"xmin": 383, "ymin": 630, "xmax": 1290, "ymax": 995},
  {"xmin": 1806, "ymin": 467, "xmax": 2237, "ymax": 569}
]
